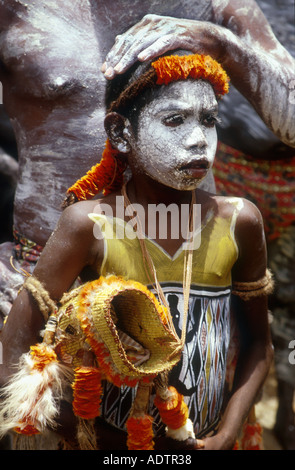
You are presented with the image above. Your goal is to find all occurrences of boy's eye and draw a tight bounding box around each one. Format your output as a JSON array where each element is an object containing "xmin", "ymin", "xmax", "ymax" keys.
[
  {"xmin": 162, "ymin": 114, "xmax": 184, "ymax": 127},
  {"xmin": 202, "ymin": 114, "xmax": 220, "ymax": 127}
]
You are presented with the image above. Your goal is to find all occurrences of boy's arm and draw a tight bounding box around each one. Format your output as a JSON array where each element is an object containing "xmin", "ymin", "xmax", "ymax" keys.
[
  {"xmin": 202, "ymin": 199, "xmax": 273, "ymax": 450},
  {"xmin": 0, "ymin": 202, "xmax": 101, "ymax": 386}
]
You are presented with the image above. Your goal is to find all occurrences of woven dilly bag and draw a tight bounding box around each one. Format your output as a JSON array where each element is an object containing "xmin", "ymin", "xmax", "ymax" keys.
[
  {"xmin": 56, "ymin": 275, "xmax": 182, "ymax": 381},
  {"xmin": 0, "ymin": 276, "xmax": 187, "ymax": 450}
]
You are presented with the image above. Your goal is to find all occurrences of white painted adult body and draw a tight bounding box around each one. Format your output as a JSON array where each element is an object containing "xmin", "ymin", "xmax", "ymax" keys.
[{"xmin": 0, "ymin": 0, "xmax": 294, "ymax": 321}]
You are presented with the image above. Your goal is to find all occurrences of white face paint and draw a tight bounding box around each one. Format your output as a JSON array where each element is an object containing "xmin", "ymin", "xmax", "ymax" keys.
[{"xmin": 130, "ymin": 80, "xmax": 218, "ymax": 190}]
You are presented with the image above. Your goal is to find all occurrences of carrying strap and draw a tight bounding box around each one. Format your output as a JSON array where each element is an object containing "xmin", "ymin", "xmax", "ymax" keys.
[{"xmin": 121, "ymin": 184, "xmax": 196, "ymax": 347}]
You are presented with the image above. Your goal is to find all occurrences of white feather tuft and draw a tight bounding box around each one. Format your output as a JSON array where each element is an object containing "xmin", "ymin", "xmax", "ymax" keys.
[
  {"xmin": 0, "ymin": 349, "xmax": 73, "ymax": 437},
  {"xmin": 165, "ymin": 418, "xmax": 195, "ymax": 441}
]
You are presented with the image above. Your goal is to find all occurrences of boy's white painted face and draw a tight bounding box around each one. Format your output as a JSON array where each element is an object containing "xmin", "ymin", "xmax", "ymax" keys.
[{"xmin": 130, "ymin": 79, "xmax": 218, "ymax": 190}]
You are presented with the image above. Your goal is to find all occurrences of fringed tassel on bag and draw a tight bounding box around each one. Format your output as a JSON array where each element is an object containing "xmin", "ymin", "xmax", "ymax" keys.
[
  {"xmin": 154, "ymin": 385, "xmax": 195, "ymax": 441},
  {"xmin": 154, "ymin": 372, "xmax": 198, "ymax": 444},
  {"xmin": 232, "ymin": 440, "xmax": 240, "ymax": 450},
  {"xmin": 126, "ymin": 414, "xmax": 154, "ymax": 450},
  {"xmin": 126, "ymin": 380, "xmax": 154, "ymax": 450},
  {"xmin": 72, "ymin": 366, "xmax": 102, "ymax": 450}
]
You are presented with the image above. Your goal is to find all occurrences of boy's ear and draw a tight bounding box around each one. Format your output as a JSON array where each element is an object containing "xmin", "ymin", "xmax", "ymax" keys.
[{"xmin": 104, "ymin": 112, "xmax": 132, "ymax": 154}]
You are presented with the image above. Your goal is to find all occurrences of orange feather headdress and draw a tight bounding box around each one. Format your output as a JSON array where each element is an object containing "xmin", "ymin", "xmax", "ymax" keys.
[{"xmin": 152, "ymin": 54, "xmax": 229, "ymax": 95}]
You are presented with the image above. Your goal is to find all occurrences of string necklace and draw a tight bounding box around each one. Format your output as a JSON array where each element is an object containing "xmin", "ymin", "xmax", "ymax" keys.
[{"xmin": 121, "ymin": 183, "xmax": 196, "ymax": 346}]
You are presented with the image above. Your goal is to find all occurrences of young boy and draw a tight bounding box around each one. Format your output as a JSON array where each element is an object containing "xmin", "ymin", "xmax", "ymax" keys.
[{"xmin": 0, "ymin": 52, "xmax": 273, "ymax": 450}]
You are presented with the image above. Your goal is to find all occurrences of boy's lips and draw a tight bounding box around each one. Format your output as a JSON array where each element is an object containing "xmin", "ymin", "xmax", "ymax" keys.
[{"xmin": 179, "ymin": 157, "xmax": 210, "ymax": 176}]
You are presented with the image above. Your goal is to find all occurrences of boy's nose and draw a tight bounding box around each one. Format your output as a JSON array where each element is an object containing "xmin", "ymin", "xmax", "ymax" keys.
[{"xmin": 185, "ymin": 125, "xmax": 207, "ymax": 152}]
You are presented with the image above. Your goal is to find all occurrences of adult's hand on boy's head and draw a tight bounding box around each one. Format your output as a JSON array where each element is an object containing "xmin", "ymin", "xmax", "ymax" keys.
[{"xmin": 101, "ymin": 14, "xmax": 225, "ymax": 79}]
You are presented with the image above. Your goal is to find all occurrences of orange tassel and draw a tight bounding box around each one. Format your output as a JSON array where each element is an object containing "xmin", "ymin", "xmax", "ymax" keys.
[
  {"xmin": 72, "ymin": 366, "xmax": 102, "ymax": 420},
  {"xmin": 241, "ymin": 406, "xmax": 263, "ymax": 450},
  {"xmin": 66, "ymin": 139, "xmax": 127, "ymax": 202},
  {"xmin": 14, "ymin": 424, "xmax": 40, "ymax": 436},
  {"xmin": 154, "ymin": 386, "xmax": 189, "ymax": 430},
  {"xmin": 126, "ymin": 414, "xmax": 154, "ymax": 450},
  {"xmin": 241, "ymin": 421, "xmax": 263, "ymax": 450}
]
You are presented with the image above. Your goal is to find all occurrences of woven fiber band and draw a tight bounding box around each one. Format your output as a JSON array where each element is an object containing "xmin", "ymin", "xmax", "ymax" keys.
[
  {"xmin": 232, "ymin": 269, "xmax": 274, "ymax": 301},
  {"xmin": 23, "ymin": 276, "xmax": 57, "ymax": 322}
]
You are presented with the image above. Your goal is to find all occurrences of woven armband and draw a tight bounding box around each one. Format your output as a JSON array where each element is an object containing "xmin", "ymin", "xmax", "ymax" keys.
[
  {"xmin": 232, "ymin": 269, "xmax": 274, "ymax": 301},
  {"xmin": 22, "ymin": 276, "xmax": 57, "ymax": 322}
]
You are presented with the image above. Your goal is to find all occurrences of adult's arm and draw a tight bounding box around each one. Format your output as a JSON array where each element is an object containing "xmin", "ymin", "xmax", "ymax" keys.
[{"xmin": 102, "ymin": 0, "xmax": 295, "ymax": 147}]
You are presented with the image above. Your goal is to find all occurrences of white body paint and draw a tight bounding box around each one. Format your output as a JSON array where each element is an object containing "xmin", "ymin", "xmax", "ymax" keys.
[{"xmin": 130, "ymin": 80, "xmax": 218, "ymax": 190}]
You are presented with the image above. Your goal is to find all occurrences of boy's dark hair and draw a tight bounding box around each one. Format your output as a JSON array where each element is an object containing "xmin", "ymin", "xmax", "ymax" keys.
[
  {"xmin": 104, "ymin": 50, "xmax": 189, "ymax": 133},
  {"xmin": 106, "ymin": 50, "xmax": 198, "ymax": 116},
  {"xmin": 104, "ymin": 60, "xmax": 159, "ymax": 137}
]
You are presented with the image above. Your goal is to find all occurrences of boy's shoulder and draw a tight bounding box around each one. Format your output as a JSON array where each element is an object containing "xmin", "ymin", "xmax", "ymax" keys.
[
  {"xmin": 211, "ymin": 194, "xmax": 261, "ymax": 219},
  {"xmin": 59, "ymin": 193, "xmax": 120, "ymax": 232},
  {"xmin": 200, "ymin": 191, "xmax": 260, "ymax": 221},
  {"xmin": 57, "ymin": 199, "xmax": 102, "ymax": 236},
  {"xmin": 213, "ymin": 195, "xmax": 265, "ymax": 247},
  {"xmin": 62, "ymin": 192, "xmax": 118, "ymax": 218},
  {"xmin": 201, "ymin": 192, "xmax": 264, "ymax": 238}
]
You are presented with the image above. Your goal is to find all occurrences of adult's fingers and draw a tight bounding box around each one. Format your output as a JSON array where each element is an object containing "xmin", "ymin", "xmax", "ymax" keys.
[
  {"xmin": 102, "ymin": 14, "xmax": 192, "ymax": 78},
  {"xmin": 102, "ymin": 15, "xmax": 162, "ymax": 77}
]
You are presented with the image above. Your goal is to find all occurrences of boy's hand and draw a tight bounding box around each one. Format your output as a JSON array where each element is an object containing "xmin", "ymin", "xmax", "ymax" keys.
[
  {"xmin": 200, "ymin": 432, "xmax": 237, "ymax": 450},
  {"xmin": 154, "ymin": 436, "xmax": 205, "ymax": 451}
]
